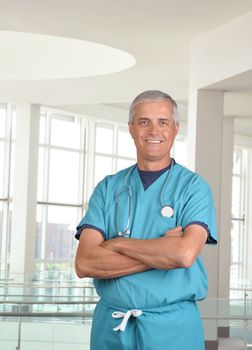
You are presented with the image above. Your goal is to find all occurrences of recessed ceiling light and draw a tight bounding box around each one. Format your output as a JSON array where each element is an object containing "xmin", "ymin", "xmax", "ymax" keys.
[{"xmin": 0, "ymin": 31, "xmax": 136, "ymax": 80}]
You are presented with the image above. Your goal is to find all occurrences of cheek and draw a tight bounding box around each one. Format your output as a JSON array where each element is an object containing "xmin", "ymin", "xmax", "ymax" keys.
[
  {"xmin": 166, "ymin": 130, "xmax": 177, "ymax": 141},
  {"xmin": 132, "ymin": 129, "xmax": 144, "ymax": 141}
]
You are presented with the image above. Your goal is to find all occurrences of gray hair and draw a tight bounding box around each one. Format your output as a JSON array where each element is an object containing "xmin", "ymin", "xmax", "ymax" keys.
[{"xmin": 129, "ymin": 90, "xmax": 179, "ymax": 125}]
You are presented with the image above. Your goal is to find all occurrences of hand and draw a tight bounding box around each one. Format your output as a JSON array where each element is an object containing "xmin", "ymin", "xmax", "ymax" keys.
[{"xmin": 165, "ymin": 226, "xmax": 184, "ymax": 237}]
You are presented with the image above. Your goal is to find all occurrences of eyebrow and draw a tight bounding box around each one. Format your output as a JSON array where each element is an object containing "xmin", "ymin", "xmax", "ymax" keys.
[
  {"xmin": 136, "ymin": 117, "xmax": 149, "ymax": 121},
  {"xmin": 136, "ymin": 117, "xmax": 172, "ymax": 121},
  {"xmin": 159, "ymin": 118, "xmax": 171, "ymax": 121}
]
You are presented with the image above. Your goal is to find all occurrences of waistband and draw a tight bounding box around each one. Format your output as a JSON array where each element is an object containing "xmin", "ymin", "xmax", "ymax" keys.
[
  {"xmin": 100, "ymin": 298, "xmax": 196, "ymax": 313},
  {"xmin": 100, "ymin": 299, "xmax": 197, "ymax": 332}
]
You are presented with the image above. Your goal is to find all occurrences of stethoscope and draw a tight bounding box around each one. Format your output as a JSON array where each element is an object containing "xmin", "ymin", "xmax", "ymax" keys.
[{"xmin": 115, "ymin": 159, "xmax": 174, "ymax": 237}]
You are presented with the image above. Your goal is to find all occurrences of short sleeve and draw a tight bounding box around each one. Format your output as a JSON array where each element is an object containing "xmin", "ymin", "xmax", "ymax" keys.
[
  {"xmin": 75, "ymin": 181, "xmax": 106, "ymax": 240},
  {"xmin": 179, "ymin": 176, "xmax": 217, "ymax": 244}
]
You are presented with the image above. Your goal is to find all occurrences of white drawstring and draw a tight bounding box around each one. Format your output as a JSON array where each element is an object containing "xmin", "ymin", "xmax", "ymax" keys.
[{"xmin": 112, "ymin": 309, "xmax": 142, "ymax": 331}]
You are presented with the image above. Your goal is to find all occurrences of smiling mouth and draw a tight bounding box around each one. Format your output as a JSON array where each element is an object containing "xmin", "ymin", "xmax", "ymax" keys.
[{"xmin": 144, "ymin": 140, "xmax": 163, "ymax": 144}]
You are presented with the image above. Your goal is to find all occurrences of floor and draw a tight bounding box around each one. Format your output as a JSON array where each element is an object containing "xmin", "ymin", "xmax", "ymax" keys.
[{"xmin": 218, "ymin": 337, "xmax": 251, "ymax": 350}]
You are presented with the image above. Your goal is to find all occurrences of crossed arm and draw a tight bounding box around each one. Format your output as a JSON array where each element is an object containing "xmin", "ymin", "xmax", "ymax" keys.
[{"xmin": 75, "ymin": 224, "xmax": 208, "ymax": 279}]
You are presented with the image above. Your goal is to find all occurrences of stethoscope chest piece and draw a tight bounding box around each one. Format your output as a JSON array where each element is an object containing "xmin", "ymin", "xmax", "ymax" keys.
[{"xmin": 161, "ymin": 205, "xmax": 174, "ymax": 218}]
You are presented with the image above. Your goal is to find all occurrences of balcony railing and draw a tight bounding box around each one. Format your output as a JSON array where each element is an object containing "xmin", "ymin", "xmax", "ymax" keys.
[{"xmin": 0, "ymin": 272, "xmax": 252, "ymax": 349}]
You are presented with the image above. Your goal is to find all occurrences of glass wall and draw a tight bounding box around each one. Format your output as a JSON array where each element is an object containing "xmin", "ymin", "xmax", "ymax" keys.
[
  {"xmin": 35, "ymin": 110, "xmax": 85, "ymax": 273},
  {"xmin": 35, "ymin": 113, "xmax": 140, "ymax": 275},
  {"xmin": 172, "ymin": 135, "xmax": 187, "ymax": 166},
  {"xmin": 230, "ymin": 147, "xmax": 252, "ymax": 295},
  {"xmin": 0, "ymin": 103, "xmax": 15, "ymax": 272},
  {"xmin": 94, "ymin": 122, "xmax": 136, "ymax": 185}
]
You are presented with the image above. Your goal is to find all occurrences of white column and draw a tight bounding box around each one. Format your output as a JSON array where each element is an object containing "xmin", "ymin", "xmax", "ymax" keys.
[
  {"xmin": 188, "ymin": 89, "xmax": 222, "ymax": 295},
  {"xmin": 188, "ymin": 90, "xmax": 234, "ymax": 344},
  {"xmin": 10, "ymin": 104, "xmax": 40, "ymax": 280}
]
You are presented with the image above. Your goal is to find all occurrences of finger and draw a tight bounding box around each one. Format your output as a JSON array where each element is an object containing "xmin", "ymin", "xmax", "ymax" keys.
[
  {"xmin": 166, "ymin": 231, "xmax": 184, "ymax": 237},
  {"xmin": 165, "ymin": 226, "xmax": 183, "ymax": 236},
  {"xmin": 167, "ymin": 226, "xmax": 183, "ymax": 234}
]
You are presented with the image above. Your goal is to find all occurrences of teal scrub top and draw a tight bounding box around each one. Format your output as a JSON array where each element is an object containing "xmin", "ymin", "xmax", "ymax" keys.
[{"xmin": 77, "ymin": 162, "xmax": 217, "ymax": 310}]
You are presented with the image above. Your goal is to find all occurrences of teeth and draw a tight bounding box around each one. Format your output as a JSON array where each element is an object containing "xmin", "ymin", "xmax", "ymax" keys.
[{"xmin": 146, "ymin": 140, "xmax": 161, "ymax": 143}]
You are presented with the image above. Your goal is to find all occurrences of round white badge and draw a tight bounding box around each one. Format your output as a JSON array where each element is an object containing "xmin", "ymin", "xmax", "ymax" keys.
[{"xmin": 161, "ymin": 205, "xmax": 174, "ymax": 218}]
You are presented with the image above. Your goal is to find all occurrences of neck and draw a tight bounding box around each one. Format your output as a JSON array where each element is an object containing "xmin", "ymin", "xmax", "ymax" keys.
[{"xmin": 137, "ymin": 157, "xmax": 172, "ymax": 171}]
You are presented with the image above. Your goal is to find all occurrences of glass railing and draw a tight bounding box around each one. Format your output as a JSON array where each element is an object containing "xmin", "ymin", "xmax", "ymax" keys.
[
  {"xmin": 1, "ymin": 272, "xmax": 252, "ymax": 349},
  {"xmin": 0, "ymin": 305, "xmax": 93, "ymax": 350},
  {"xmin": 0, "ymin": 270, "xmax": 98, "ymax": 304},
  {"xmin": 0, "ymin": 271, "xmax": 97, "ymax": 349},
  {"xmin": 0, "ymin": 298, "xmax": 252, "ymax": 350}
]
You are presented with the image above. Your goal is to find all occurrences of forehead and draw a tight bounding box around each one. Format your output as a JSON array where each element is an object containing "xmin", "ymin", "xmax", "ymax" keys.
[{"xmin": 134, "ymin": 100, "xmax": 174, "ymax": 118}]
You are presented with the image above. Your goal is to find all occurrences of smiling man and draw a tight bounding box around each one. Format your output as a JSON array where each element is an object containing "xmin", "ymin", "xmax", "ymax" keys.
[
  {"xmin": 128, "ymin": 97, "xmax": 179, "ymax": 169},
  {"xmin": 75, "ymin": 90, "xmax": 217, "ymax": 350}
]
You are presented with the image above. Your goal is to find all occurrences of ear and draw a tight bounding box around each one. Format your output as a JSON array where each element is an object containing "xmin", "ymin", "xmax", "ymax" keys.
[{"xmin": 174, "ymin": 123, "xmax": 179, "ymax": 137}]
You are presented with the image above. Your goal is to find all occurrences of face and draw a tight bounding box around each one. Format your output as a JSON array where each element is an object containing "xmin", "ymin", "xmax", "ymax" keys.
[{"xmin": 128, "ymin": 100, "xmax": 179, "ymax": 170}]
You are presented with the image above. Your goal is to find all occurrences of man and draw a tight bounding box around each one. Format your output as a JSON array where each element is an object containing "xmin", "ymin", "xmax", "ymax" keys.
[{"xmin": 75, "ymin": 90, "xmax": 217, "ymax": 350}]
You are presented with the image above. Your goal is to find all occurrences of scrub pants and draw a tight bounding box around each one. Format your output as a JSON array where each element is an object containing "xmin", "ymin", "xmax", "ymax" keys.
[{"xmin": 90, "ymin": 300, "xmax": 205, "ymax": 350}]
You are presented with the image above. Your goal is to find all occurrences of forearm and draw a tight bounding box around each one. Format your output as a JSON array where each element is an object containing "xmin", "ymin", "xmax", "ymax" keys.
[
  {"xmin": 75, "ymin": 245, "xmax": 151, "ymax": 279},
  {"xmin": 102, "ymin": 225, "xmax": 207, "ymax": 270},
  {"xmin": 102, "ymin": 236, "xmax": 187, "ymax": 270}
]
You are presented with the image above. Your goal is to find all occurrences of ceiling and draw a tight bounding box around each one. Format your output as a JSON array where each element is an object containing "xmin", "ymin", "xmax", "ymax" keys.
[{"xmin": 0, "ymin": 0, "xmax": 252, "ymax": 134}]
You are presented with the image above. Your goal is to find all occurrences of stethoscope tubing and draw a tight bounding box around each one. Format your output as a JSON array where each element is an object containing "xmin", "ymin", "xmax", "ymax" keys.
[{"xmin": 115, "ymin": 160, "xmax": 174, "ymax": 237}]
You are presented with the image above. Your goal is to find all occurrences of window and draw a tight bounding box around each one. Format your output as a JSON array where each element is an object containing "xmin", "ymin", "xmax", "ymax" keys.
[
  {"xmin": 94, "ymin": 123, "xmax": 136, "ymax": 186},
  {"xmin": 36, "ymin": 110, "xmax": 85, "ymax": 273},
  {"xmin": 230, "ymin": 147, "xmax": 251, "ymax": 297},
  {"xmin": 0, "ymin": 103, "xmax": 15, "ymax": 271},
  {"xmin": 172, "ymin": 136, "xmax": 187, "ymax": 167}
]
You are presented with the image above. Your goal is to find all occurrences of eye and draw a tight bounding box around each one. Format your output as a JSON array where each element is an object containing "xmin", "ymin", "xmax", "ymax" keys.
[
  {"xmin": 138, "ymin": 119, "xmax": 149, "ymax": 126},
  {"xmin": 160, "ymin": 120, "xmax": 169, "ymax": 126}
]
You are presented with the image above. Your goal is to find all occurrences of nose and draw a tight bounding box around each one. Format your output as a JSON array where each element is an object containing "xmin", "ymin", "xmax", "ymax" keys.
[{"xmin": 148, "ymin": 121, "xmax": 160, "ymax": 134}]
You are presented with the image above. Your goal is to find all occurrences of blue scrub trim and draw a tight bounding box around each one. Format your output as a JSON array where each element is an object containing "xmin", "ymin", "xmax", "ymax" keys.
[
  {"xmin": 75, "ymin": 224, "xmax": 105, "ymax": 240},
  {"xmin": 137, "ymin": 159, "xmax": 176, "ymax": 190},
  {"xmin": 185, "ymin": 221, "xmax": 217, "ymax": 245}
]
